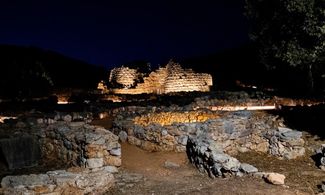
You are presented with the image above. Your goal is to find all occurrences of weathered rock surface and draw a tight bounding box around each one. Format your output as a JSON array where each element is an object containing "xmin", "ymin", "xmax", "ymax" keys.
[
  {"xmin": 265, "ymin": 127, "xmax": 305, "ymax": 160},
  {"xmin": 41, "ymin": 122, "xmax": 121, "ymax": 168},
  {"xmin": 240, "ymin": 163, "xmax": 259, "ymax": 174},
  {"xmin": 1, "ymin": 166, "xmax": 115, "ymax": 194},
  {"xmin": 109, "ymin": 105, "xmax": 306, "ymax": 183},
  {"xmin": 186, "ymin": 134, "xmax": 253, "ymax": 177},
  {"xmin": 164, "ymin": 160, "xmax": 181, "ymax": 169},
  {"xmin": 264, "ymin": 172, "xmax": 286, "ymax": 185},
  {"xmin": 0, "ymin": 112, "xmax": 120, "ymax": 194},
  {"xmin": 113, "ymin": 109, "xmax": 305, "ymax": 160}
]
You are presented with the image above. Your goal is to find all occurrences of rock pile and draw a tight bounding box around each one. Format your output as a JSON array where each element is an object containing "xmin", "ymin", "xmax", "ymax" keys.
[
  {"xmin": 265, "ymin": 127, "xmax": 305, "ymax": 159},
  {"xmin": 186, "ymin": 135, "xmax": 258, "ymax": 177}
]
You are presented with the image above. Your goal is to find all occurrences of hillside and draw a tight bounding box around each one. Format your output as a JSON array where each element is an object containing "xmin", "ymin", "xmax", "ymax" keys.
[{"xmin": 0, "ymin": 45, "xmax": 106, "ymax": 98}]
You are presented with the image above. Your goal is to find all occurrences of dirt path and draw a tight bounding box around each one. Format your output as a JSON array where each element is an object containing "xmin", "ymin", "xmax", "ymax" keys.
[{"xmin": 106, "ymin": 143, "xmax": 308, "ymax": 195}]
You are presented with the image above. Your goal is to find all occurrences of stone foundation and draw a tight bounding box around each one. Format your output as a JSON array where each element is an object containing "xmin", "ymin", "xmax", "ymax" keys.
[
  {"xmin": 0, "ymin": 97, "xmax": 310, "ymax": 192},
  {"xmin": 111, "ymin": 106, "xmax": 305, "ymax": 180},
  {"xmin": 113, "ymin": 109, "xmax": 305, "ymax": 160},
  {"xmin": 0, "ymin": 113, "xmax": 121, "ymax": 194},
  {"xmin": 1, "ymin": 166, "xmax": 117, "ymax": 194},
  {"xmin": 40, "ymin": 121, "xmax": 121, "ymax": 168}
]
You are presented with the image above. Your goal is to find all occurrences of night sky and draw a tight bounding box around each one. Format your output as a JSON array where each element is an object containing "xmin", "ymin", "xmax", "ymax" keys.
[{"xmin": 0, "ymin": 1, "xmax": 249, "ymax": 68}]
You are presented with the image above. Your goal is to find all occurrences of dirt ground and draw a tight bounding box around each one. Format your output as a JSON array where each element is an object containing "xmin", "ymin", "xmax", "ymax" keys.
[
  {"xmin": 106, "ymin": 143, "xmax": 312, "ymax": 195},
  {"xmin": 236, "ymin": 133, "xmax": 325, "ymax": 194},
  {"xmin": 90, "ymin": 116, "xmax": 324, "ymax": 194},
  {"xmin": 1, "ymin": 115, "xmax": 321, "ymax": 194}
]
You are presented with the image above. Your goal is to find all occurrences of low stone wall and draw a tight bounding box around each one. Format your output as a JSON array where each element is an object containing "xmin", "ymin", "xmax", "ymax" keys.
[
  {"xmin": 113, "ymin": 110, "xmax": 305, "ymax": 160},
  {"xmin": 133, "ymin": 111, "xmax": 219, "ymax": 126},
  {"xmin": 112, "ymin": 110, "xmax": 219, "ymax": 152},
  {"xmin": 164, "ymin": 63, "xmax": 212, "ymax": 93},
  {"xmin": 1, "ymin": 166, "xmax": 117, "ymax": 194},
  {"xmin": 185, "ymin": 117, "xmax": 305, "ymax": 178},
  {"xmin": 40, "ymin": 121, "xmax": 121, "ymax": 168},
  {"xmin": 190, "ymin": 92, "xmax": 323, "ymax": 109},
  {"xmin": 0, "ymin": 113, "xmax": 121, "ymax": 194},
  {"xmin": 111, "ymin": 108, "xmax": 306, "ymax": 180}
]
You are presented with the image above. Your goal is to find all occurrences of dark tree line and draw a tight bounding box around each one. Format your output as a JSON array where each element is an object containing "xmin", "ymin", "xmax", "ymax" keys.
[{"xmin": 245, "ymin": 0, "xmax": 325, "ymax": 95}]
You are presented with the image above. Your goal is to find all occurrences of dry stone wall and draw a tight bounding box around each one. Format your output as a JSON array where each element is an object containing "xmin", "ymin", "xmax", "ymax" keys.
[
  {"xmin": 111, "ymin": 106, "xmax": 305, "ymax": 180},
  {"xmin": 133, "ymin": 111, "xmax": 219, "ymax": 126},
  {"xmin": 164, "ymin": 62, "xmax": 212, "ymax": 93},
  {"xmin": 109, "ymin": 61, "xmax": 213, "ymax": 94},
  {"xmin": 1, "ymin": 167, "xmax": 117, "ymax": 194},
  {"xmin": 0, "ymin": 113, "xmax": 121, "ymax": 194},
  {"xmin": 40, "ymin": 121, "xmax": 121, "ymax": 168},
  {"xmin": 109, "ymin": 66, "xmax": 139, "ymax": 88},
  {"xmin": 112, "ymin": 108, "xmax": 305, "ymax": 159}
]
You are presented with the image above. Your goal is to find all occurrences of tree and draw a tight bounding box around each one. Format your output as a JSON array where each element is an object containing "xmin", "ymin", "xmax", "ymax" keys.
[{"xmin": 245, "ymin": 0, "xmax": 325, "ymax": 93}]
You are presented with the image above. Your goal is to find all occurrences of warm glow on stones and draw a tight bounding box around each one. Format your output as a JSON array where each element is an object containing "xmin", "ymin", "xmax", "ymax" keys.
[
  {"xmin": 99, "ymin": 112, "xmax": 109, "ymax": 119},
  {"xmin": 0, "ymin": 116, "xmax": 17, "ymax": 123},
  {"xmin": 57, "ymin": 101, "xmax": 69, "ymax": 104},
  {"xmin": 57, "ymin": 96, "xmax": 69, "ymax": 104},
  {"xmin": 134, "ymin": 111, "xmax": 219, "ymax": 126},
  {"xmin": 209, "ymin": 105, "xmax": 276, "ymax": 111}
]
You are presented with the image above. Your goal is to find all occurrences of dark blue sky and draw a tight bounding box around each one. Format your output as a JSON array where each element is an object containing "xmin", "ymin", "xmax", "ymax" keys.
[{"xmin": 0, "ymin": 1, "xmax": 249, "ymax": 68}]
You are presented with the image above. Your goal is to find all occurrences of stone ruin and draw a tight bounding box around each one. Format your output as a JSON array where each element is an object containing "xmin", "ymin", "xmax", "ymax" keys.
[
  {"xmin": 106, "ymin": 61, "xmax": 213, "ymax": 94},
  {"xmin": 0, "ymin": 113, "xmax": 121, "ymax": 194},
  {"xmin": 110, "ymin": 104, "xmax": 305, "ymax": 180},
  {"xmin": 0, "ymin": 93, "xmax": 316, "ymax": 193}
]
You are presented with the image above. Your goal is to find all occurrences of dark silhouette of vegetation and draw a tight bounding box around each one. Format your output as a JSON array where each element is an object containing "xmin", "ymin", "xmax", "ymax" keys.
[
  {"xmin": 270, "ymin": 104, "xmax": 325, "ymax": 140},
  {"xmin": 181, "ymin": 44, "xmax": 273, "ymax": 91},
  {"xmin": 0, "ymin": 45, "xmax": 106, "ymax": 99},
  {"xmin": 245, "ymin": 0, "xmax": 325, "ymax": 94}
]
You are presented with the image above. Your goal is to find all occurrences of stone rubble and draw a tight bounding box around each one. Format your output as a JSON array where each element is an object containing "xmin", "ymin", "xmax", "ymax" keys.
[{"xmin": 264, "ymin": 127, "xmax": 305, "ymax": 160}]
